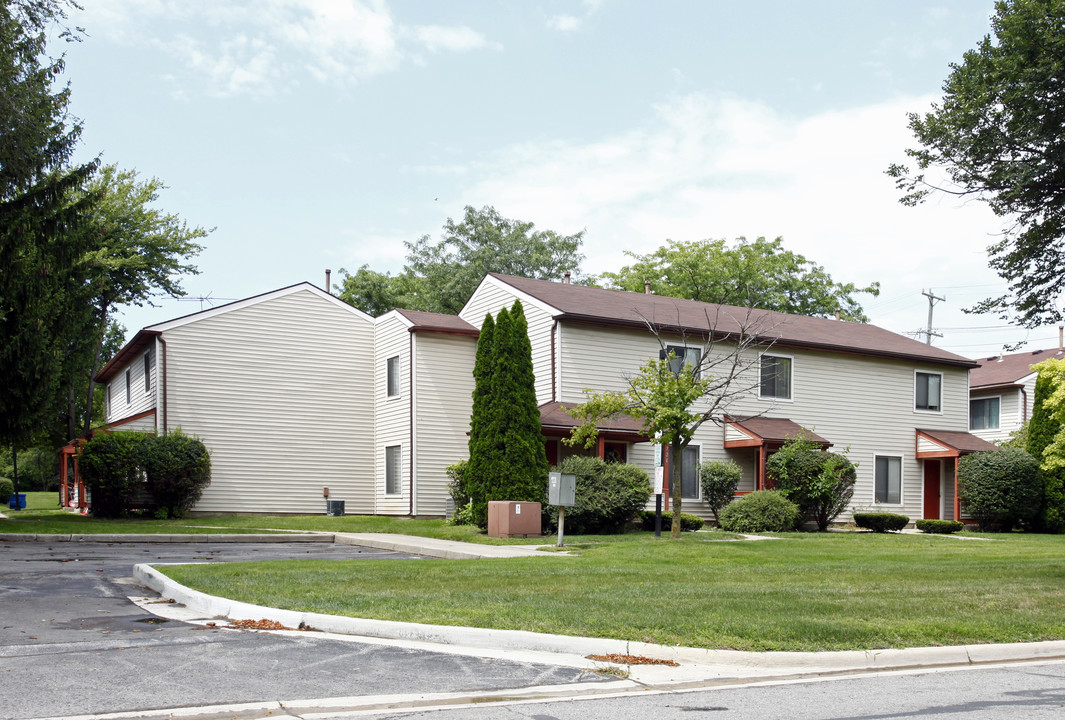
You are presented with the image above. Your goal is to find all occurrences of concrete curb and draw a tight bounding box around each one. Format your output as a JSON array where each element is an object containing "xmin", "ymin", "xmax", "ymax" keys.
[
  {"xmin": 132, "ymin": 562, "xmax": 1065, "ymax": 683},
  {"xmin": 0, "ymin": 533, "xmax": 332, "ymax": 544}
]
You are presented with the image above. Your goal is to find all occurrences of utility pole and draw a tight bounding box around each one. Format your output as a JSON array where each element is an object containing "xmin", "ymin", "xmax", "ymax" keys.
[{"xmin": 922, "ymin": 289, "xmax": 945, "ymax": 345}]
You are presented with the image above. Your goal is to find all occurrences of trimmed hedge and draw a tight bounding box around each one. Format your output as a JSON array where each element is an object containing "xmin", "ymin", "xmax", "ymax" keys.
[
  {"xmin": 638, "ymin": 510, "xmax": 705, "ymax": 532},
  {"xmin": 548, "ymin": 456, "xmax": 653, "ymax": 534},
  {"xmin": 853, "ymin": 512, "xmax": 909, "ymax": 533},
  {"xmin": 766, "ymin": 438, "xmax": 856, "ymax": 531},
  {"xmin": 0, "ymin": 477, "xmax": 13, "ymax": 503},
  {"xmin": 79, "ymin": 431, "xmax": 211, "ymax": 518},
  {"xmin": 717, "ymin": 490, "xmax": 799, "ymax": 533},
  {"xmin": 958, "ymin": 448, "xmax": 1042, "ymax": 531},
  {"xmin": 915, "ymin": 519, "xmax": 964, "ymax": 534}
]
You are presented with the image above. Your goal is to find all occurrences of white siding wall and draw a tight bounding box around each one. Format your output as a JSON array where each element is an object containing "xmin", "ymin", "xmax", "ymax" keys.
[
  {"xmin": 374, "ymin": 314, "xmax": 412, "ymax": 515},
  {"xmin": 412, "ymin": 333, "xmax": 477, "ymax": 515},
  {"xmin": 105, "ymin": 349, "xmax": 157, "ymax": 425},
  {"xmin": 557, "ymin": 322, "xmax": 971, "ymax": 522},
  {"xmin": 163, "ymin": 289, "xmax": 375, "ymax": 514},
  {"xmin": 460, "ymin": 280, "xmax": 556, "ymax": 404}
]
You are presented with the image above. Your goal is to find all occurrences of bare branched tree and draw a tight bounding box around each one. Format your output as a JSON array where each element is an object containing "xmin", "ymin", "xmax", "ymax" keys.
[{"xmin": 566, "ymin": 302, "xmax": 777, "ymax": 538}]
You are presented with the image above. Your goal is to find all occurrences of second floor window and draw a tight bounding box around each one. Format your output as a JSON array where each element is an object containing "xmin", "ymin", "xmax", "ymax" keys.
[
  {"xmin": 915, "ymin": 371, "xmax": 942, "ymax": 412},
  {"xmin": 662, "ymin": 345, "xmax": 701, "ymax": 379},
  {"xmin": 143, "ymin": 352, "xmax": 152, "ymax": 392},
  {"xmin": 970, "ymin": 396, "xmax": 1000, "ymax": 430},
  {"xmin": 386, "ymin": 356, "xmax": 400, "ymax": 397},
  {"xmin": 760, "ymin": 355, "xmax": 792, "ymax": 399}
]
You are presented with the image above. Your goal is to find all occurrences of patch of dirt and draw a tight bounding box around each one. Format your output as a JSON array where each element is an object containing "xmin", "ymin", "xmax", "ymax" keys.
[{"xmin": 586, "ymin": 653, "xmax": 678, "ymax": 666}]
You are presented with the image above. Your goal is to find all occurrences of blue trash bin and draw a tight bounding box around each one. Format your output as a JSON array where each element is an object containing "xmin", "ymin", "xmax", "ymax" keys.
[{"xmin": 8, "ymin": 494, "xmax": 26, "ymax": 510}]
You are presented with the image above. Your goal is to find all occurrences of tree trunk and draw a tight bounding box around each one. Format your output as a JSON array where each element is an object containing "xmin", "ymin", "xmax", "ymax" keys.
[
  {"xmin": 81, "ymin": 304, "xmax": 111, "ymax": 438},
  {"xmin": 670, "ymin": 438, "xmax": 683, "ymax": 539}
]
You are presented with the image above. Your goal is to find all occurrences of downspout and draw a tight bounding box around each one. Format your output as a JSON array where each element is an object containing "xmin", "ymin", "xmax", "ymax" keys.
[
  {"xmin": 551, "ymin": 319, "xmax": 558, "ymax": 402},
  {"xmin": 159, "ymin": 335, "xmax": 168, "ymax": 436},
  {"xmin": 1021, "ymin": 387, "xmax": 1028, "ymax": 423},
  {"xmin": 409, "ymin": 331, "xmax": 415, "ymax": 517}
]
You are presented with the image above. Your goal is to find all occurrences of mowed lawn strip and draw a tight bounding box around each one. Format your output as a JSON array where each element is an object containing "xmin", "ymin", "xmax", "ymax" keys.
[{"xmin": 161, "ymin": 532, "xmax": 1065, "ymax": 652}]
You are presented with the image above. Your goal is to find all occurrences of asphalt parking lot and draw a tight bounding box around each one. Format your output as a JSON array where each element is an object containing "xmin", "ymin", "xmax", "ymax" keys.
[{"xmin": 0, "ymin": 539, "xmax": 602, "ymax": 719}]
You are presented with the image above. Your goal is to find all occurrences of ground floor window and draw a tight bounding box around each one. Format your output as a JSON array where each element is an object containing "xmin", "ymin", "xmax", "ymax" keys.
[
  {"xmin": 680, "ymin": 445, "xmax": 700, "ymax": 499},
  {"xmin": 875, "ymin": 454, "xmax": 902, "ymax": 504},
  {"xmin": 385, "ymin": 445, "xmax": 401, "ymax": 494}
]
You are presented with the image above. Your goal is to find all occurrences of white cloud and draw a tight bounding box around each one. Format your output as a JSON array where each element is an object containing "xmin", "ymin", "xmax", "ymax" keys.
[
  {"xmin": 75, "ymin": 0, "xmax": 496, "ymax": 97},
  {"xmin": 547, "ymin": 15, "xmax": 582, "ymax": 32},
  {"xmin": 452, "ymin": 92, "xmax": 1017, "ymax": 354},
  {"xmin": 412, "ymin": 25, "xmax": 495, "ymax": 53}
]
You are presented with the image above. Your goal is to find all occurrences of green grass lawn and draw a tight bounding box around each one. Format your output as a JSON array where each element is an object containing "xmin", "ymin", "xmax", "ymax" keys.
[{"xmin": 161, "ymin": 531, "xmax": 1065, "ymax": 653}]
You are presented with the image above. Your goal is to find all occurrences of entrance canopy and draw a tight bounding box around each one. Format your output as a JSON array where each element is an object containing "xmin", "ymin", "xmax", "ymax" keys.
[
  {"xmin": 724, "ymin": 416, "xmax": 832, "ymax": 490},
  {"xmin": 539, "ymin": 401, "xmax": 650, "ymax": 461},
  {"xmin": 916, "ymin": 428, "xmax": 1000, "ymax": 521}
]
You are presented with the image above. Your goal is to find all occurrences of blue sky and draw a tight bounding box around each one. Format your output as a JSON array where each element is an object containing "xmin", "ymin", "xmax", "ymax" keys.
[{"xmin": 59, "ymin": 0, "xmax": 1052, "ymax": 359}]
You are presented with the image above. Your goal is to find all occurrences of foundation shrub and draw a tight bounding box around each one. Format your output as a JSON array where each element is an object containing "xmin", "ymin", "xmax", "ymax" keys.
[
  {"xmin": 717, "ymin": 490, "xmax": 799, "ymax": 533},
  {"xmin": 0, "ymin": 477, "xmax": 13, "ymax": 503},
  {"xmin": 79, "ymin": 431, "xmax": 149, "ymax": 518},
  {"xmin": 915, "ymin": 519, "xmax": 964, "ymax": 534},
  {"xmin": 547, "ymin": 456, "xmax": 652, "ymax": 534},
  {"xmin": 142, "ymin": 430, "xmax": 211, "ymax": 519},
  {"xmin": 958, "ymin": 448, "xmax": 1042, "ymax": 531},
  {"xmin": 637, "ymin": 510, "xmax": 705, "ymax": 532},
  {"xmin": 699, "ymin": 459, "xmax": 741, "ymax": 524},
  {"xmin": 766, "ymin": 437, "xmax": 856, "ymax": 531},
  {"xmin": 853, "ymin": 512, "xmax": 909, "ymax": 533}
]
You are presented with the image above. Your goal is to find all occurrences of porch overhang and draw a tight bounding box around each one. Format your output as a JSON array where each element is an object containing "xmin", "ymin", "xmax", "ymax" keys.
[
  {"xmin": 724, "ymin": 416, "xmax": 832, "ymax": 491},
  {"xmin": 539, "ymin": 401, "xmax": 650, "ymax": 442},
  {"xmin": 915, "ymin": 428, "xmax": 1000, "ymax": 522}
]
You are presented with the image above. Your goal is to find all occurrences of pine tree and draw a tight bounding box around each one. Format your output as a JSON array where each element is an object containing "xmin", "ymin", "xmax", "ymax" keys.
[
  {"xmin": 1028, "ymin": 367, "xmax": 1065, "ymax": 532},
  {"xmin": 501, "ymin": 300, "xmax": 548, "ymax": 503}
]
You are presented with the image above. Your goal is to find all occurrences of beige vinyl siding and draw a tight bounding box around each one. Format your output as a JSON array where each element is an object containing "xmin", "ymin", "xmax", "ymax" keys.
[
  {"xmin": 374, "ymin": 313, "xmax": 411, "ymax": 515},
  {"xmin": 460, "ymin": 278, "xmax": 557, "ymax": 404},
  {"xmin": 163, "ymin": 289, "xmax": 375, "ymax": 514},
  {"xmin": 412, "ymin": 332, "xmax": 477, "ymax": 515},
  {"xmin": 558, "ymin": 322, "xmax": 971, "ymax": 522},
  {"xmin": 110, "ymin": 412, "xmax": 158, "ymax": 433},
  {"xmin": 106, "ymin": 349, "xmax": 157, "ymax": 424}
]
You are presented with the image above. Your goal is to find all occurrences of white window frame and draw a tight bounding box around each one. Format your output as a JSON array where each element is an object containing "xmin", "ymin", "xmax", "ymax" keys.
[
  {"xmin": 143, "ymin": 352, "xmax": 152, "ymax": 393},
  {"xmin": 386, "ymin": 356, "xmax": 401, "ymax": 397},
  {"xmin": 914, "ymin": 370, "xmax": 943, "ymax": 413},
  {"xmin": 385, "ymin": 445, "xmax": 402, "ymax": 495},
  {"xmin": 663, "ymin": 345, "xmax": 702, "ymax": 379},
  {"xmin": 125, "ymin": 369, "xmax": 131, "ymax": 405},
  {"xmin": 759, "ymin": 353, "xmax": 794, "ymax": 401},
  {"xmin": 677, "ymin": 443, "xmax": 701, "ymax": 501},
  {"xmin": 873, "ymin": 453, "xmax": 903, "ymax": 505},
  {"xmin": 970, "ymin": 395, "xmax": 1001, "ymax": 430}
]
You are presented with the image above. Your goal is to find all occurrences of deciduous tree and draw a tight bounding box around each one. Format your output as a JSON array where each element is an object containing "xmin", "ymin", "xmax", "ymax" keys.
[
  {"xmin": 597, "ymin": 237, "xmax": 879, "ymax": 322},
  {"xmin": 888, "ymin": 0, "xmax": 1065, "ymax": 327}
]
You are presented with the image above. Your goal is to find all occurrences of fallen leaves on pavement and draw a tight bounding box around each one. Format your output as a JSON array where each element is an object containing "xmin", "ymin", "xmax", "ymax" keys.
[{"xmin": 586, "ymin": 653, "xmax": 678, "ymax": 666}]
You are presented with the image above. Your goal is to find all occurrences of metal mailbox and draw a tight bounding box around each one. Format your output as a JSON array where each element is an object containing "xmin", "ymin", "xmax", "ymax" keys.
[{"xmin": 548, "ymin": 472, "xmax": 576, "ymax": 507}]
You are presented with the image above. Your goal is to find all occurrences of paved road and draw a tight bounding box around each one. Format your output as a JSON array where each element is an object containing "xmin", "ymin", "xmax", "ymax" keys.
[
  {"xmin": 369, "ymin": 659, "xmax": 1065, "ymax": 719},
  {"xmin": 0, "ymin": 540, "xmax": 604, "ymax": 720}
]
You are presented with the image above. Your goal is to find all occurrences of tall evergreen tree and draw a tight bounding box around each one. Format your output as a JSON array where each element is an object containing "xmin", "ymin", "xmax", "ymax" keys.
[
  {"xmin": 464, "ymin": 302, "xmax": 549, "ymax": 528},
  {"xmin": 464, "ymin": 312, "xmax": 498, "ymax": 527},
  {"xmin": 1029, "ymin": 362, "xmax": 1065, "ymax": 532},
  {"xmin": 500, "ymin": 301, "xmax": 549, "ymax": 503}
]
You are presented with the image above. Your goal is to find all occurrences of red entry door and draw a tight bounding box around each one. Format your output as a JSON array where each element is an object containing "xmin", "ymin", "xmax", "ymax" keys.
[{"xmin": 923, "ymin": 460, "xmax": 941, "ymax": 519}]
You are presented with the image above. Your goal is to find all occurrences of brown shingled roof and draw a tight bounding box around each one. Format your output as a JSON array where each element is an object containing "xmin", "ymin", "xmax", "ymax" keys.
[
  {"xmin": 539, "ymin": 401, "xmax": 649, "ymax": 440},
  {"xmin": 726, "ymin": 416, "xmax": 832, "ymax": 447},
  {"xmin": 491, "ymin": 274, "xmax": 977, "ymax": 368},
  {"xmin": 970, "ymin": 347, "xmax": 1064, "ymax": 389},
  {"xmin": 395, "ymin": 309, "xmax": 479, "ymax": 336},
  {"xmin": 918, "ymin": 429, "xmax": 1000, "ymax": 455}
]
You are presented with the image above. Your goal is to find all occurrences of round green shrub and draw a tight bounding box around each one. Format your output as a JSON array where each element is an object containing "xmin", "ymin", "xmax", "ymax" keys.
[
  {"xmin": 0, "ymin": 477, "xmax": 14, "ymax": 503},
  {"xmin": 767, "ymin": 438, "xmax": 856, "ymax": 531},
  {"xmin": 142, "ymin": 430, "xmax": 211, "ymax": 519},
  {"xmin": 79, "ymin": 431, "xmax": 150, "ymax": 518},
  {"xmin": 637, "ymin": 510, "xmax": 705, "ymax": 532},
  {"xmin": 915, "ymin": 519, "xmax": 964, "ymax": 534},
  {"xmin": 548, "ymin": 456, "xmax": 652, "ymax": 534},
  {"xmin": 853, "ymin": 512, "xmax": 909, "ymax": 533},
  {"xmin": 700, "ymin": 460, "xmax": 741, "ymax": 523},
  {"xmin": 958, "ymin": 448, "xmax": 1042, "ymax": 531},
  {"xmin": 718, "ymin": 490, "xmax": 800, "ymax": 533}
]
